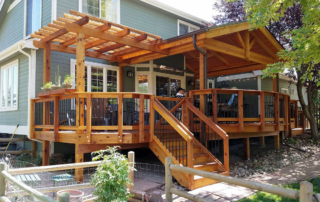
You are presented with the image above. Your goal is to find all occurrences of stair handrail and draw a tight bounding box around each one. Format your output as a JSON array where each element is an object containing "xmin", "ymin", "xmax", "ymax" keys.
[
  {"xmin": 185, "ymin": 100, "xmax": 228, "ymax": 140},
  {"xmin": 152, "ymin": 99, "xmax": 193, "ymax": 142},
  {"xmin": 155, "ymin": 98, "xmax": 186, "ymax": 128}
]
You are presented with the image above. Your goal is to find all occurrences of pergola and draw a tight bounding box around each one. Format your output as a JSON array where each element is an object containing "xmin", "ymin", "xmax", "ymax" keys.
[{"xmin": 32, "ymin": 10, "xmax": 283, "ymax": 96}]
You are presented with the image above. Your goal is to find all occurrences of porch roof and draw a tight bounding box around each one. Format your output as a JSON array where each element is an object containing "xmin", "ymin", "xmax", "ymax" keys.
[{"xmin": 32, "ymin": 10, "xmax": 283, "ymax": 78}]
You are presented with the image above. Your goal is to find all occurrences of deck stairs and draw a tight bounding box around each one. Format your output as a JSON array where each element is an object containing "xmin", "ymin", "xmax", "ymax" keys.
[{"xmin": 149, "ymin": 99, "xmax": 229, "ymax": 190}]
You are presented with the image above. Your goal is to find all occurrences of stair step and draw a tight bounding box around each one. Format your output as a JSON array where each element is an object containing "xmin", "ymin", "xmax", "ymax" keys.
[
  {"xmin": 194, "ymin": 170, "xmax": 226, "ymax": 180},
  {"xmin": 177, "ymin": 153, "xmax": 210, "ymax": 164},
  {"xmin": 193, "ymin": 171, "xmax": 229, "ymax": 189},
  {"xmin": 194, "ymin": 162, "xmax": 218, "ymax": 172},
  {"xmin": 169, "ymin": 146, "xmax": 201, "ymax": 155}
]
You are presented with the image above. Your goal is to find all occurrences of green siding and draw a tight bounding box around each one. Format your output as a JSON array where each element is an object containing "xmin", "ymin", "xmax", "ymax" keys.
[
  {"xmin": 42, "ymin": 0, "xmax": 52, "ymax": 26},
  {"xmin": 261, "ymin": 77, "xmax": 273, "ymax": 91},
  {"xmin": 0, "ymin": 1, "xmax": 24, "ymax": 52},
  {"xmin": 57, "ymin": 0, "xmax": 78, "ymax": 19},
  {"xmin": 121, "ymin": 0, "xmax": 200, "ymax": 39},
  {"xmin": 123, "ymin": 66, "xmax": 135, "ymax": 92},
  {"xmin": 0, "ymin": 53, "xmax": 29, "ymax": 126}
]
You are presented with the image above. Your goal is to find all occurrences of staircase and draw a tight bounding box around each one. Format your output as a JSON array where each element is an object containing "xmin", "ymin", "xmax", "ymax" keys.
[{"xmin": 149, "ymin": 98, "xmax": 229, "ymax": 190}]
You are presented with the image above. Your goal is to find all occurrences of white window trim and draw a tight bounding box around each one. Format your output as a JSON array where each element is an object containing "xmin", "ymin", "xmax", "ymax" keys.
[
  {"xmin": 51, "ymin": 0, "xmax": 57, "ymax": 21},
  {"xmin": 24, "ymin": 0, "xmax": 42, "ymax": 39},
  {"xmin": 7, "ymin": 0, "xmax": 23, "ymax": 13},
  {"xmin": 0, "ymin": 60, "xmax": 19, "ymax": 112},
  {"xmin": 177, "ymin": 19, "xmax": 200, "ymax": 35},
  {"xmin": 78, "ymin": 0, "xmax": 121, "ymax": 24}
]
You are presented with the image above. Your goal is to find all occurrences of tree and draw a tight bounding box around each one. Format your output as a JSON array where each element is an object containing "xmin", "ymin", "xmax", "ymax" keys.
[{"xmin": 211, "ymin": 0, "xmax": 320, "ymax": 140}]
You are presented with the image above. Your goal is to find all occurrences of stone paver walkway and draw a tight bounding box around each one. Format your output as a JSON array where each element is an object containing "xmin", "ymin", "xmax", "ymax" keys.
[{"xmin": 167, "ymin": 152, "xmax": 320, "ymax": 201}]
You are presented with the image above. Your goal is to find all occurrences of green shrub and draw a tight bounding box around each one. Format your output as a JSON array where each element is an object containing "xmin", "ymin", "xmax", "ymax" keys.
[
  {"xmin": 289, "ymin": 138, "xmax": 296, "ymax": 144},
  {"xmin": 90, "ymin": 146, "xmax": 134, "ymax": 202}
]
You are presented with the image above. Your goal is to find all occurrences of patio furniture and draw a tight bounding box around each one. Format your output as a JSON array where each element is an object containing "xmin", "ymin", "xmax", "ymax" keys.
[
  {"xmin": 15, "ymin": 174, "xmax": 41, "ymax": 187},
  {"xmin": 52, "ymin": 173, "xmax": 75, "ymax": 186}
]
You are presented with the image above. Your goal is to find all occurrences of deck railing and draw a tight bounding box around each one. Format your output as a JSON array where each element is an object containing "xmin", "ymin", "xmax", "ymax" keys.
[
  {"xmin": 30, "ymin": 92, "xmax": 153, "ymax": 144},
  {"xmin": 190, "ymin": 89, "xmax": 291, "ymax": 133}
]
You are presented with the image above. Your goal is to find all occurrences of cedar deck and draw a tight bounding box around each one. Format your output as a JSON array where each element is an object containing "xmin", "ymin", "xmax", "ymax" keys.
[{"xmin": 29, "ymin": 11, "xmax": 306, "ymax": 190}]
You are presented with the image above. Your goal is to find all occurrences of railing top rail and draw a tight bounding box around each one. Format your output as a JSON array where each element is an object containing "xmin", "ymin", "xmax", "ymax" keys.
[
  {"xmin": 155, "ymin": 96, "xmax": 183, "ymax": 101},
  {"xmin": 8, "ymin": 161, "xmax": 102, "ymax": 175},
  {"xmin": 169, "ymin": 163, "xmax": 300, "ymax": 200}
]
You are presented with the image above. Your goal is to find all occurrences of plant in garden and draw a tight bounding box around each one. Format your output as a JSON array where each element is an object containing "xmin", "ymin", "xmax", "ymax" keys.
[
  {"xmin": 41, "ymin": 82, "xmax": 53, "ymax": 90},
  {"xmin": 90, "ymin": 146, "xmax": 134, "ymax": 202},
  {"xmin": 63, "ymin": 74, "xmax": 74, "ymax": 85}
]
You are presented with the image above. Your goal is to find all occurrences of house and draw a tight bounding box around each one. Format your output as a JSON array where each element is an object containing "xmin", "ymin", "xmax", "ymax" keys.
[{"xmin": 0, "ymin": 0, "xmax": 304, "ymax": 190}]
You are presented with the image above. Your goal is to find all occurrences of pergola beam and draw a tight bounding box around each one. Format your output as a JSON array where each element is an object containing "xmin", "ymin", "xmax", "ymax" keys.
[
  {"xmin": 204, "ymin": 38, "xmax": 277, "ymax": 64},
  {"xmin": 33, "ymin": 40, "xmax": 115, "ymax": 61},
  {"xmin": 64, "ymin": 22, "xmax": 169, "ymax": 55},
  {"xmin": 250, "ymin": 31, "xmax": 278, "ymax": 59}
]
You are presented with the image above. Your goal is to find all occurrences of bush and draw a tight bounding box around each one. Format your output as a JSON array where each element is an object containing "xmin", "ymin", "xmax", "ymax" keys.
[{"xmin": 90, "ymin": 146, "xmax": 134, "ymax": 202}]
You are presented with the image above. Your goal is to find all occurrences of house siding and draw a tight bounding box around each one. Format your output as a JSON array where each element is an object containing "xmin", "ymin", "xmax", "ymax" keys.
[
  {"xmin": 0, "ymin": 0, "xmax": 24, "ymax": 52},
  {"xmin": 0, "ymin": 53, "xmax": 29, "ymax": 127},
  {"xmin": 57, "ymin": 0, "xmax": 78, "ymax": 19},
  {"xmin": 42, "ymin": 0, "xmax": 52, "ymax": 26},
  {"xmin": 261, "ymin": 77, "xmax": 273, "ymax": 91}
]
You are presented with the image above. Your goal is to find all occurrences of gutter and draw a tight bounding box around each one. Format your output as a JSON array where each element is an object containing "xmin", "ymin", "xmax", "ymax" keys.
[{"xmin": 193, "ymin": 35, "xmax": 207, "ymax": 89}]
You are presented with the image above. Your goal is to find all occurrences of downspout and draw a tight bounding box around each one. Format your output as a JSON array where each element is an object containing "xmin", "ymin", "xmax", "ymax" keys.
[
  {"xmin": 193, "ymin": 35, "xmax": 207, "ymax": 89},
  {"xmin": 18, "ymin": 45, "xmax": 41, "ymax": 143}
]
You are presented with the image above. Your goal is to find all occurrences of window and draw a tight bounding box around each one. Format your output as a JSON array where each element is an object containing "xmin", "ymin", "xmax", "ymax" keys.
[
  {"xmin": 178, "ymin": 20, "xmax": 200, "ymax": 35},
  {"xmin": 26, "ymin": 0, "xmax": 41, "ymax": 36},
  {"xmin": 156, "ymin": 76, "xmax": 182, "ymax": 97},
  {"xmin": 0, "ymin": 60, "xmax": 18, "ymax": 111},
  {"xmin": 81, "ymin": 0, "xmax": 118, "ymax": 23}
]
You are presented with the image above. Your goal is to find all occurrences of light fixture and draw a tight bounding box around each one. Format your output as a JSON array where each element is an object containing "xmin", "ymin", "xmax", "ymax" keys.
[{"xmin": 127, "ymin": 70, "xmax": 134, "ymax": 78}]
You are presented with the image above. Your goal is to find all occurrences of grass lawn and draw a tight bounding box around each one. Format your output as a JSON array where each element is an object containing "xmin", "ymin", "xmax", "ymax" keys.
[{"xmin": 239, "ymin": 178, "xmax": 320, "ymax": 202}]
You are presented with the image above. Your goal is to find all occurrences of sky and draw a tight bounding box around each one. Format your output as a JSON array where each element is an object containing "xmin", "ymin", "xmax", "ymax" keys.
[{"xmin": 156, "ymin": 0, "xmax": 219, "ymax": 22}]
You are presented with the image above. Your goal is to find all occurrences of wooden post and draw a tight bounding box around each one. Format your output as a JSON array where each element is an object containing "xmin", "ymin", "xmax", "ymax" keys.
[
  {"xmin": 119, "ymin": 65, "xmax": 123, "ymax": 92},
  {"xmin": 259, "ymin": 137, "xmax": 265, "ymax": 147},
  {"xmin": 243, "ymin": 138, "xmax": 250, "ymax": 160},
  {"xmin": 260, "ymin": 91, "xmax": 265, "ymax": 131},
  {"xmin": 238, "ymin": 91, "xmax": 244, "ymax": 132},
  {"xmin": 0, "ymin": 162, "xmax": 7, "ymax": 196},
  {"xmin": 54, "ymin": 96, "xmax": 59, "ymax": 142},
  {"xmin": 244, "ymin": 30, "xmax": 250, "ymax": 59},
  {"xmin": 139, "ymin": 95, "xmax": 145, "ymax": 142},
  {"xmin": 128, "ymin": 151, "xmax": 134, "ymax": 190},
  {"xmin": 31, "ymin": 141, "xmax": 36, "ymax": 158},
  {"xmin": 75, "ymin": 144, "xmax": 83, "ymax": 183},
  {"xmin": 29, "ymin": 99, "xmax": 35, "ymax": 139},
  {"xmin": 300, "ymin": 181, "xmax": 313, "ymax": 202},
  {"xmin": 224, "ymin": 137, "xmax": 229, "ymax": 173},
  {"xmin": 187, "ymin": 140, "xmax": 194, "ymax": 190},
  {"xmin": 275, "ymin": 93, "xmax": 279, "ymax": 131},
  {"xmin": 76, "ymin": 33, "xmax": 86, "ymax": 92},
  {"xmin": 42, "ymin": 140, "xmax": 50, "ymax": 166},
  {"xmin": 165, "ymin": 157, "xmax": 173, "ymax": 202},
  {"xmin": 199, "ymin": 49, "xmax": 206, "ymax": 114},
  {"xmin": 86, "ymin": 93, "xmax": 92, "ymax": 144},
  {"xmin": 118, "ymin": 94, "xmax": 123, "ymax": 143},
  {"xmin": 273, "ymin": 75, "xmax": 278, "ymax": 92},
  {"xmin": 274, "ymin": 134, "xmax": 280, "ymax": 149},
  {"xmin": 149, "ymin": 95, "xmax": 155, "ymax": 142},
  {"xmin": 57, "ymin": 192, "xmax": 70, "ymax": 202},
  {"xmin": 284, "ymin": 95, "xmax": 289, "ymax": 131},
  {"xmin": 43, "ymin": 42, "xmax": 51, "ymax": 85},
  {"xmin": 295, "ymin": 101, "xmax": 298, "ymax": 128},
  {"xmin": 212, "ymin": 89, "xmax": 217, "ymax": 124}
]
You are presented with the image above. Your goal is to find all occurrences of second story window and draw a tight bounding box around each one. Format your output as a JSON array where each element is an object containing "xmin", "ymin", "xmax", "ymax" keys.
[
  {"xmin": 26, "ymin": 0, "xmax": 41, "ymax": 37},
  {"xmin": 82, "ymin": 0, "xmax": 118, "ymax": 23},
  {"xmin": 1, "ymin": 60, "xmax": 19, "ymax": 112},
  {"xmin": 178, "ymin": 20, "xmax": 199, "ymax": 35}
]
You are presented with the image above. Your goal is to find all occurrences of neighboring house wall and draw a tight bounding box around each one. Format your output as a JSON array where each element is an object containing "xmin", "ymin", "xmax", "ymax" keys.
[
  {"xmin": 0, "ymin": 52, "xmax": 29, "ymax": 127},
  {"xmin": 0, "ymin": 0, "xmax": 24, "ymax": 52}
]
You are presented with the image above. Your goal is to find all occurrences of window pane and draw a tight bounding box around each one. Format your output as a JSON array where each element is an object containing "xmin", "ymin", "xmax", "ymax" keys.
[
  {"xmin": 107, "ymin": 70, "xmax": 117, "ymax": 92},
  {"xmin": 7, "ymin": 67, "xmax": 11, "ymax": 107},
  {"xmin": 91, "ymin": 67, "xmax": 103, "ymax": 92},
  {"xmin": 156, "ymin": 76, "xmax": 169, "ymax": 96},
  {"xmin": 83, "ymin": 0, "xmax": 100, "ymax": 17},
  {"xmin": 13, "ymin": 66, "xmax": 18, "ymax": 106},
  {"xmin": 101, "ymin": 0, "xmax": 117, "ymax": 22},
  {"xmin": 32, "ymin": 0, "xmax": 41, "ymax": 34},
  {"xmin": 138, "ymin": 75, "xmax": 148, "ymax": 93},
  {"xmin": 2, "ymin": 70, "xmax": 6, "ymax": 107},
  {"xmin": 179, "ymin": 23, "xmax": 189, "ymax": 35},
  {"xmin": 26, "ymin": 0, "xmax": 33, "ymax": 35},
  {"xmin": 170, "ymin": 79, "xmax": 181, "ymax": 97}
]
